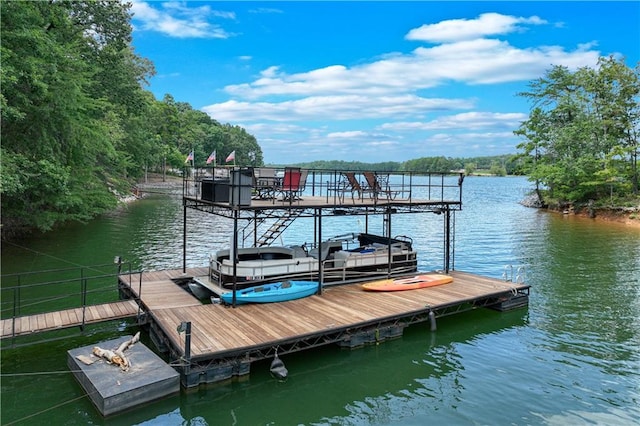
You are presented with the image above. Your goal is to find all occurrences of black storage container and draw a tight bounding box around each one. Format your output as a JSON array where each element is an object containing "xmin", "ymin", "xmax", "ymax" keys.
[{"xmin": 201, "ymin": 179, "xmax": 230, "ymax": 202}]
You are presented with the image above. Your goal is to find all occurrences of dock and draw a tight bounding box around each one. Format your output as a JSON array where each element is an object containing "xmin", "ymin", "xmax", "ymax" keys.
[
  {"xmin": 118, "ymin": 268, "xmax": 529, "ymax": 387},
  {"xmin": 115, "ymin": 168, "xmax": 529, "ymax": 387},
  {"xmin": 1, "ymin": 300, "xmax": 139, "ymax": 339},
  {"xmin": 1, "ymin": 168, "xmax": 531, "ymax": 397}
]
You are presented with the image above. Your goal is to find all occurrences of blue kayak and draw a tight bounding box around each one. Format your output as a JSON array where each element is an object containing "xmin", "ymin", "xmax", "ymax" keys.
[{"xmin": 220, "ymin": 280, "xmax": 319, "ymax": 305}]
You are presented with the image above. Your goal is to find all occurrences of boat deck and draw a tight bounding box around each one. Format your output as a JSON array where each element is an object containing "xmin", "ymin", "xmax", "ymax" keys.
[{"xmin": 118, "ymin": 268, "xmax": 529, "ymax": 386}]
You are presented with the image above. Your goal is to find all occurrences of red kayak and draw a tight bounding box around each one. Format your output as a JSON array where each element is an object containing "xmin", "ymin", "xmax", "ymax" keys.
[{"xmin": 362, "ymin": 274, "xmax": 453, "ymax": 291}]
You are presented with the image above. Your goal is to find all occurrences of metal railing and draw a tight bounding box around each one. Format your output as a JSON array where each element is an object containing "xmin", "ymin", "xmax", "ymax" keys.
[
  {"xmin": 0, "ymin": 261, "xmax": 139, "ymax": 334},
  {"xmin": 181, "ymin": 167, "xmax": 464, "ymax": 207}
]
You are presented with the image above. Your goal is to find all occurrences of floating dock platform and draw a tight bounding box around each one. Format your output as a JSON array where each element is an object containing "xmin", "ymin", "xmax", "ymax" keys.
[
  {"xmin": 67, "ymin": 335, "xmax": 180, "ymax": 416},
  {"xmin": 118, "ymin": 268, "xmax": 529, "ymax": 388}
]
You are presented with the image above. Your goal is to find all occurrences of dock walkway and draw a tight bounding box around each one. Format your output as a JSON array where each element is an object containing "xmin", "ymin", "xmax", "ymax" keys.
[{"xmin": 1, "ymin": 300, "xmax": 139, "ymax": 339}]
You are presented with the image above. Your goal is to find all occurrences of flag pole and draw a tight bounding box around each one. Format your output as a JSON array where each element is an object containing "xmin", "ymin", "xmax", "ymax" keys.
[{"xmin": 192, "ymin": 147, "xmax": 196, "ymax": 195}]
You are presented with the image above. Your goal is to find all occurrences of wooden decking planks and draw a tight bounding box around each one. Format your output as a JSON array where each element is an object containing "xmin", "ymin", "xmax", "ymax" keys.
[
  {"xmin": 119, "ymin": 267, "xmax": 209, "ymax": 285},
  {"xmin": 119, "ymin": 268, "xmax": 205, "ymax": 310},
  {"xmin": 1, "ymin": 300, "xmax": 139, "ymax": 339},
  {"xmin": 147, "ymin": 270, "xmax": 526, "ymax": 358}
]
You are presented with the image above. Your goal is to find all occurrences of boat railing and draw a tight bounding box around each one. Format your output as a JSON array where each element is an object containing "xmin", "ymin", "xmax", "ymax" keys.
[
  {"xmin": 209, "ymin": 245, "xmax": 418, "ymax": 286},
  {"xmin": 211, "ymin": 257, "xmax": 317, "ymax": 282}
]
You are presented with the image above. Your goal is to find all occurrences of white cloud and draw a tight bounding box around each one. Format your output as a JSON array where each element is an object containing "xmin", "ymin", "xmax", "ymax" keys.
[
  {"xmin": 203, "ymin": 95, "xmax": 474, "ymax": 123},
  {"xmin": 405, "ymin": 12, "xmax": 547, "ymax": 43},
  {"xmin": 249, "ymin": 7, "xmax": 284, "ymax": 14},
  {"xmin": 131, "ymin": 1, "xmax": 235, "ymax": 38},
  {"xmin": 327, "ymin": 131, "xmax": 369, "ymax": 139},
  {"xmin": 195, "ymin": 12, "xmax": 607, "ymax": 162},
  {"xmin": 380, "ymin": 112, "xmax": 528, "ymax": 131},
  {"xmin": 220, "ymin": 28, "xmax": 599, "ymax": 99}
]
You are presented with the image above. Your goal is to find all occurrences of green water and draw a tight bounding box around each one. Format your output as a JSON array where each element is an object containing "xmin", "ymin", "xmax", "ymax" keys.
[{"xmin": 2, "ymin": 177, "xmax": 639, "ymax": 425}]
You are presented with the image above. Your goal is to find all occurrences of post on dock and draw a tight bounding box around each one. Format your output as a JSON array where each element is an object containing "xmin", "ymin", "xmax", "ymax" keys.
[
  {"xmin": 317, "ymin": 208, "xmax": 323, "ymax": 295},
  {"xmin": 232, "ymin": 208, "xmax": 239, "ymax": 306},
  {"xmin": 386, "ymin": 208, "xmax": 392, "ymax": 277},
  {"xmin": 182, "ymin": 199, "xmax": 187, "ymax": 273},
  {"xmin": 177, "ymin": 321, "xmax": 192, "ymax": 374},
  {"xmin": 444, "ymin": 206, "xmax": 451, "ymax": 273}
]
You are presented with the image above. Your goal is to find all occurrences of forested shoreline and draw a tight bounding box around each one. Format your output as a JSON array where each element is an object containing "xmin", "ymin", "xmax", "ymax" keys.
[
  {"xmin": 2, "ymin": 2, "xmax": 638, "ymax": 238},
  {"xmin": 1, "ymin": 1, "xmax": 261, "ymax": 237},
  {"xmin": 514, "ymin": 57, "xmax": 640, "ymax": 212}
]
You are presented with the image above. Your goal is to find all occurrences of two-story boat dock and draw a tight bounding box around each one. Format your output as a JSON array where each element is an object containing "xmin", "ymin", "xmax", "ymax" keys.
[{"xmin": 117, "ymin": 168, "xmax": 529, "ymax": 387}]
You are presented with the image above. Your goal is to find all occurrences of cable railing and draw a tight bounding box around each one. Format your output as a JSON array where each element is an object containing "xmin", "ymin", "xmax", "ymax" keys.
[{"xmin": 0, "ymin": 261, "xmax": 137, "ymax": 323}]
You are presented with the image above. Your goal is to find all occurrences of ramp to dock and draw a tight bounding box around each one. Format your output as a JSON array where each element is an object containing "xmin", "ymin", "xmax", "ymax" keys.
[
  {"xmin": 1, "ymin": 300, "xmax": 140, "ymax": 339},
  {"xmin": 118, "ymin": 268, "xmax": 206, "ymax": 310}
]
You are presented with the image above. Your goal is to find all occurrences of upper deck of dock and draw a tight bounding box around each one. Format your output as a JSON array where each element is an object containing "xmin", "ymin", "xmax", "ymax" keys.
[{"xmin": 181, "ymin": 167, "xmax": 464, "ymax": 219}]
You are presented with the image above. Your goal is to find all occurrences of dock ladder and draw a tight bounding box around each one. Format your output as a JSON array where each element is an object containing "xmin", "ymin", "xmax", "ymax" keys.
[{"xmin": 256, "ymin": 210, "xmax": 304, "ymax": 247}]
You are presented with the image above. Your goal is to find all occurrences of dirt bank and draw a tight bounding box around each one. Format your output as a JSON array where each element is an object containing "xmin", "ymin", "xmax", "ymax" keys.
[{"xmin": 572, "ymin": 208, "xmax": 640, "ymax": 228}]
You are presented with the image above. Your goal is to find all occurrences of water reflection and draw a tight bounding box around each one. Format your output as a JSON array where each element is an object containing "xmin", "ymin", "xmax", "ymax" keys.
[{"xmin": 171, "ymin": 310, "xmax": 527, "ymax": 425}]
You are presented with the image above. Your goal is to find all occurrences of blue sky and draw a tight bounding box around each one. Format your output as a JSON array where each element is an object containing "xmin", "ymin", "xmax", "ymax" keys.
[{"xmin": 130, "ymin": 1, "xmax": 640, "ymax": 164}]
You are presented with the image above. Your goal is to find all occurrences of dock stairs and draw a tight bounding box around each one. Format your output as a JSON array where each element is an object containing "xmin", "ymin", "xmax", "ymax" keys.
[{"xmin": 254, "ymin": 210, "xmax": 305, "ymax": 247}]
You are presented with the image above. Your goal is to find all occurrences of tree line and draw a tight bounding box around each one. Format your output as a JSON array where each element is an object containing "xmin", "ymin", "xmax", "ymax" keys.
[
  {"xmin": 288, "ymin": 155, "xmax": 522, "ymax": 176},
  {"xmin": 1, "ymin": 1, "xmax": 261, "ymax": 236}
]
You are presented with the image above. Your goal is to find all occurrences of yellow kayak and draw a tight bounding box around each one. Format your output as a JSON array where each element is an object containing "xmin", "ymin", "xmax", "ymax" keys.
[{"xmin": 362, "ymin": 274, "xmax": 453, "ymax": 291}]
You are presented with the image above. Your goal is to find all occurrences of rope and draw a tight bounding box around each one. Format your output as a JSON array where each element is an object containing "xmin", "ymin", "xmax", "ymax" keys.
[
  {"xmin": 2, "ymin": 241, "xmax": 110, "ymax": 275},
  {"xmin": 3, "ymin": 393, "xmax": 90, "ymax": 425},
  {"xmin": 2, "ymin": 362, "xmax": 174, "ymax": 424}
]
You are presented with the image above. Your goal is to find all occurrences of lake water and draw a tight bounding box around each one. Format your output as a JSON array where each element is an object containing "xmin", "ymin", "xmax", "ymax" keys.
[{"xmin": 1, "ymin": 176, "xmax": 639, "ymax": 425}]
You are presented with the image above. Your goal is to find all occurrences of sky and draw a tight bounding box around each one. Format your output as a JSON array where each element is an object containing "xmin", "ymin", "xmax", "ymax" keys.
[{"xmin": 129, "ymin": 1, "xmax": 640, "ymax": 164}]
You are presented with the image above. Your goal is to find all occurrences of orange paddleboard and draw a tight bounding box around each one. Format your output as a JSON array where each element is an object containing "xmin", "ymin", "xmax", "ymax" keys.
[{"xmin": 362, "ymin": 274, "xmax": 453, "ymax": 291}]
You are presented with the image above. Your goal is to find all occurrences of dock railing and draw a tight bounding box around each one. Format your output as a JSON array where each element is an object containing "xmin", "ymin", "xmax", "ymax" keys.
[
  {"xmin": 0, "ymin": 261, "xmax": 141, "ymax": 340},
  {"xmin": 182, "ymin": 167, "xmax": 464, "ymax": 207}
]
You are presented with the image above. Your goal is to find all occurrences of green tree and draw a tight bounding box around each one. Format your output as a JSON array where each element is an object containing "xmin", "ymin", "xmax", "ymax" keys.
[
  {"xmin": 1, "ymin": 1, "xmax": 153, "ymax": 234},
  {"xmin": 515, "ymin": 57, "xmax": 640, "ymax": 205}
]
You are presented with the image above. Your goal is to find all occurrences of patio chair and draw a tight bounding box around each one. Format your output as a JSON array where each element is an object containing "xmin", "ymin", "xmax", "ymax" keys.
[
  {"xmin": 363, "ymin": 171, "xmax": 396, "ymax": 201},
  {"xmin": 335, "ymin": 172, "xmax": 367, "ymax": 203},
  {"xmin": 273, "ymin": 167, "xmax": 302, "ymax": 203},
  {"xmin": 295, "ymin": 169, "xmax": 309, "ymax": 200},
  {"xmin": 253, "ymin": 167, "xmax": 277, "ymax": 199}
]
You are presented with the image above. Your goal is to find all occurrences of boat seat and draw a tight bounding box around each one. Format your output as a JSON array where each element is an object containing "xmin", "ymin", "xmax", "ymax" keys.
[
  {"xmin": 309, "ymin": 242, "xmax": 332, "ymax": 261},
  {"xmin": 281, "ymin": 281, "xmax": 292, "ymax": 289}
]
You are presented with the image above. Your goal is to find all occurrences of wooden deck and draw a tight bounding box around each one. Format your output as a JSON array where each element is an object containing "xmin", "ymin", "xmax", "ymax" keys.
[
  {"xmin": 0, "ymin": 267, "xmax": 208, "ymax": 340},
  {"xmin": 1, "ymin": 300, "xmax": 139, "ymax": 339},
  {"xmin": 119, "ymin": 269, "xmax": 528, "ymax": 363},
  {"xmin": 118, "ymin": 267, "xmax": 207, "ymax": 310}
]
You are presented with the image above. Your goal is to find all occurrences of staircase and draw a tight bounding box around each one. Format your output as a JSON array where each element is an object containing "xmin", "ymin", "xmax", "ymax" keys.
[{"xmin": 256, "ymin": 210, "xmax": 305, "ymax": 247}]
